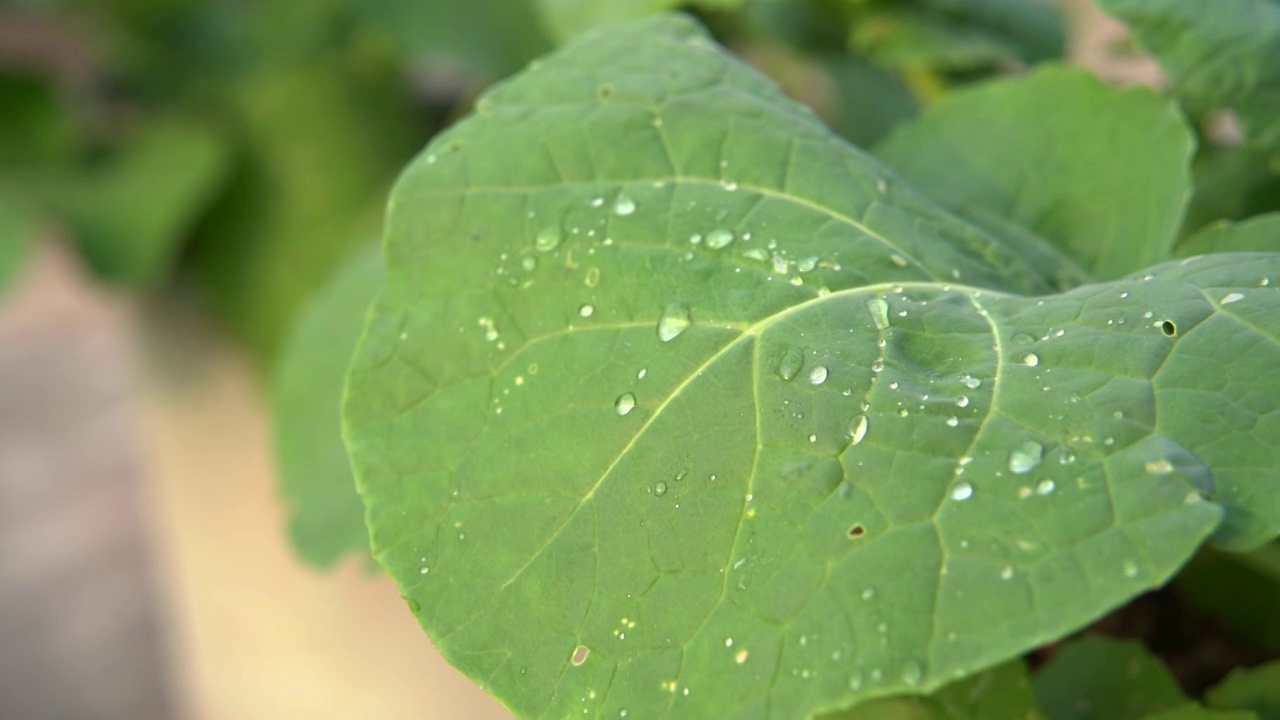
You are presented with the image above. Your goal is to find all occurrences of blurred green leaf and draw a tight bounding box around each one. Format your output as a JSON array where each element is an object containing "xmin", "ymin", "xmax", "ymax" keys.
[
  {"xmin": 876, "ymin": 65, "xmax": 1194, "ymax": 279},
  {"xmin": 1143, "ymin": 704, "xmax": 1257, "ymax": 720},
  {"xmin": 824, "ymin": 660, "xmax": 1047, "ymax": 719},
  {"xmin": 186, "ymin": 58, "xmax": 419, "ymax": 358},
  {"xmin": 1033, "ymin": 637, "xmax": 1185, "ymax": 720},
  {"xmin": 54, "ymin": 118, "xmax": 231, "ymax": 285},
  {"xmin": 1178, "ymin": 215, "xmax": 1280, "ymax": 258},
  {"xmin": 827, "ymin": 55, "xmax": 919, "ymax": 148},
  {"xmin": 0, "ymin": 197, "xmax": 40, "ymax": 295},
  {"xmin": 0, "ymin": 71, "xmax": 78, "ymax": 168},
  {"xmin": 1175, "ymin": 543, "xmax": 1280, "ymax": 657},
  {"xmin": 1096, "ymin": 0, "xmax": 1280, "ymax": 157},
  {"xmin": 1181, "ymin": 147, "xmax": 1280, "ymax": 240},
  {"xmin": 1206, "ymin": 662, "xmax": 1280, "ymax": 720},
  {"xmin": 538, "ymin": 0, "xmax": 745, "ymax": 43},
  {"xmin": 274, "ymin": 243, "xmax": 383, "ymax": 568}
]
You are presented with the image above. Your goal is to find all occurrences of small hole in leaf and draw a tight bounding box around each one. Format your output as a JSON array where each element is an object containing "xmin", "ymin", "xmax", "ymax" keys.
[
  {"xmin": 571, "ymin": 645, "xmax": 590, "ymax": 666},
  {"xmin": 848, "ymin": 524, "xmax": 866, "ymax": 539},
  {"xmin": 1160, "ymin": 320, "xmax": 1177, "ymax": 336}
]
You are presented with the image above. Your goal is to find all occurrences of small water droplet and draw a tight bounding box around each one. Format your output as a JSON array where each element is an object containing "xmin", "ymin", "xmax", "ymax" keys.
[
  {"xmin": 848, "ymin": 415, "xmax": 869, "ymax": 446},
  {"xmin": 889, "ymin": 254, "xmax": 909, "ymax": 268},
  {"xmin": 1008, "ymin": 441, "xmax": 1043, "ymax": 474},
  {"xmin": 1021, "ymin": 353, "xmax": 1040, "ymax": 367},
  {"xmin": 849, "ymin": 671, "xmax": 864, "ymax": 691},
  {"xmin": 807, "ymin": 433, "xmax": 818, "ymax": 443},
  {"xmin": 897, "ymin": 407, "xmax": 909, "ymax": 417},
  {"xmin": 796, "ymin": 257, "xmax": 819, "ymax": 273},
  {"xmin": 654, "ymin": 481, "xmax": 667, "ymax": 497},
  {"xmin": 637, "ymin": 368, "xmax": 647, "ymax": 380},
  {"xmin": 866, "ymin": 298, "xmax": 891, "ymax": 330},
  {"xmin": 657, "ymin": 305, "xmax": 692, "ymax": 342},
  {"xmin": 945, "ymin": 416, "xmax": 959, "ymax": 427},
  {"xmin": 535, "ymin": 226, "xmax": 562, "ymax": 252},
  {"xmin": 584, "ymin": 267, "xmax": 601, "ymax": 287},
  {"xmin": 689, "ymin": 233, "xmax": 702, "ymax": 245},
  {"xmin": 1221, "ymin": 292, "xmax": 1245, "ymax": 304},
  {"xmin": 735, "ymin": 649, "xmax": 748, "ymax": 664},
  {"xmin": 1036, "ymin": 479, "xmax": 1056, "ymax": 496},
  {"xmin": 705, "ymin": 228, "xmax": 735, "ymax": 249},
  {"xmin": 958, "ymin": 373, "xmax": 982, "ymax": 389},
  {"xmin": 861, "ymin": 587, "xmax": 876, "ymax": 601},
  {"xmin": 521, "ymin": 256, "xmax": 538, "ymax": 272},
  {"xmin": 950, "ymin": 482, "xmax": 974, "ymax": 501},
  {"xmin": 956, "ymin": 396, "xmax": 970, "ymax": 408},
  {"xmin": 1000, "ymin": 566, "xmax": 1014, "ymax": 580},
  {"xmin": 775, "ymin": 344, "xmax": 805, "ymax": 381},
  {"xmin": 612, "ymin": 193, "xmax": 636, "ymax": 216},
  {"xmin": 1123, "ymin": 561, "xmax": 1138, "ymax": 578},
  {"xmin": 742, "ymin": 248, "xmax": 769, "ymax": 261},
  {"xmin": 1145, "ymin": 459, "xmax": 1173, "ymax": 475},
  {"xmin": 900, "ymin": 660, "xmax": 923, "ymax": 686},
  {"xmin": 808, "ymin": 365, "xmax": 829, "ymax": 385},
  {"xmin": 571, "ymin": 646, "xmax": 590, "ymax": 665},
  {"xmin": 615, "ymin": 392, "xmax": 636, "ymax": 416},
  {"xmin": 579, "ymin": 304, "xmax": 595, "ymax": 318}
]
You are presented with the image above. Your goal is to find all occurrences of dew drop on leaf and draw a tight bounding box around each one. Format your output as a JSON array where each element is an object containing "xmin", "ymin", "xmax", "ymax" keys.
[
  {"xmin": 958, "ymin": 373, "xmax": 982, "ymax": 389},
  {"xmin": 705, "ymin": 228, "xmax": 735, "ymax": 249},
  {"xmin": 520, "ymin": 255, "xmax": 537, "ymax": 272},
  {"xmin": 796, "ymin": 256, "xmax": 819, "ymax": 273},
  {"xmin": 1145, "ymin": 459, "xmax": 1173, "ymax": 475},
  {"xmin": 1007, "ymin": 441, "xmax": 1043, "ymax": 474},
  {"xmin": 950, "ymin": 482, "xmax": 974, "ymax": 501},
  {"xmin": 775, "ymin": 344, "xmax": 805, "ymax": 381},
  {"xmin": 735, "ymin": 650, "xmax": 748, "ymax": 664},
  {"xmin": 808, "ymin": 365, "xmax": 829, "ymax": 385},
  {"xmin": 1021, "ymin": 353, "xmax": 1040, "ymax": 367},
  {"xmin": 866, "ymin": 297, "xmax": 890, "ymax": 330},
  {"xmin": 615, "ymin": 392, "xmax": 636, "ymax": 416},
  {"xmin": 612, "ymin": 193, "xmax": 636, "ymax": 216},
  {"xmin": 848, "ymin": 415, "xmax": 869, "ymax": 446},
  {"xmin": 1036, "ymin": 479, "xmax": 1056, "ymax": 496},
  {"xmin": 534, "ymin": 226, "xmax": 562, "ymax": 252},
  {"xmin": 654, "ymin": 481, "xmax": 667, "ymax": 497},
  {"xmin": 657, "ymin": 305, "xmax": 692, "ymax": 342},
  {"xmin": 579, "ymin": 304, "xmax": 595, "ymax": 318},
  {"xmin": 900, "ymin": 660, "xmax": 923, "ymax": 686},
  {"xmin": 1221, "ymin": 292, "xmax": 1245, "ymax": 304},
  {"xmin": 945, "ymin": 416, "xmax": 959, "ymax": 427},
  {"xmin": 956, "ymin": 396, "xmax": 970, "ymax": 408}
]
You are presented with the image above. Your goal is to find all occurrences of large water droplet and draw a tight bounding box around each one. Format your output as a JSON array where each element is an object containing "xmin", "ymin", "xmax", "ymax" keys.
[
  {"xmin": 535, "ymin": 226, "xmax": 562, "ymax": 252},
  {"xmin": 775, "ymin": 344, "xmax": 805, "ymax": 381},
  {"xmin": 848, "ymin": 415, "xmax": 869, "ymax": 446},
  {"xmin": 654, "ymin": 481, "xmax": 668, "ymax": 497},
  {"xmin": 866, "ymin": 297, "xmax": 890, "ymax": 330},
  {"xmin": 705, "ymin": 228, "xmax": 735, "ymax": 249},
  {"xmin": 657, "ymin": 305, "xmax": 692, "ymax": 342},
  {"xmin": 1007, "ymin": 441, "xmax": 1043, "ymax": 474},
  {"xmin": 615, "ymin": 392, "xmax": 636, "ymax": 416},
  {"xmin": 612, "ymin": 193, "xmax": 636, "ymax": 216},
  {"xmin": 950, "ymin": 482, "xmax": 974, "ymax": 501},
  {"xmin": 808, "ymin": 365, "xmax": 829, "ymax": 385}
]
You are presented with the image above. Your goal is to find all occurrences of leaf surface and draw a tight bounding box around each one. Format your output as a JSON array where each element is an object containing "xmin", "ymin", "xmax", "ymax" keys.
[
  {"xmin": 1096, "ymin": 0, "xmax": 1280, "ymax": 157},
  {"xmin": 876, "ymin": 65, "xmax": 1194, "ymax": 280},
  {"xmin": 1032, "ymin": 636, "xmax": 1185, "ymax": 720},
  {"xmin": 345, "ymin": 15, "xmax": 1280, "ymax": 719},
  {"xmin": 1207, "ymin": 662, "xmax": 1280, "ymax": 720},
  {"xmin": 1178, "ymin": 215, "xmax": 1280, "ymax": 258},
  {"xmin": 275, "ymin": 244, "xmax": 383, "ymax": 568}
]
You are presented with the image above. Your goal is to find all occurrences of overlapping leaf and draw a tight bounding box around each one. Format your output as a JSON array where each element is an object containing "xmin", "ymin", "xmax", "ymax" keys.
[{"xmin": 344, "ymin": 15, "xmax": 1280, "ymax": 719}]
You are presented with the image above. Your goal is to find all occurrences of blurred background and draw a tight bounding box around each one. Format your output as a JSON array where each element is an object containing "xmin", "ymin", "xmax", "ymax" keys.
[{"xmin": 0, "ymin": 0, "xmax": 1244, "ymax": 718}]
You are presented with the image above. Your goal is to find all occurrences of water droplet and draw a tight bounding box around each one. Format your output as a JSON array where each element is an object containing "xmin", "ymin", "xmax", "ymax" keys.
[
  {"xmin": 861, "ymin": 587, "xmax": 876, "ymax": 601},
  {"xmin": 735, "ymin": 649, "xmax": 748, "ymax": 664},
  {"xmin": 889, "ymin": 254, "xmax": 909, "ymax": 268},
  {"xmin": 1123, "ymin": 561, "xmax": 1138, "ymax": 578},
  {"xmin": 579, "ymin": 304, "xmax": 595, "ymax": 318},
  {"xmin": 654, "ymin": 481, "xmax": 668, "ymax": 497},
  {"xmin": 590, "ymin": 197, "xmax": 605, "ymax": 208},
  {"xmin": 793, "ymin": 257, "xmax": 817, "ymax": 273},
  {"xmin": 1008, "ymin": 441, "xmax": 1043, "ymax": 474},
  {"xmin": 848, "ymin": 415, "xmax": 869, "ymax": 446},
  {"xmin": 724, "ymin": 637, "xmax": 733, "ymax": 647},
  {"xmin": 571, "ymin": 646, "xmax": 590, "ymax": 665},
  {"xmin": 1000, "ymin": 566, "xmax": 1014, "ymax": 580},
  {"xmin": 900, "ymin": 660, "xmax": 923, "ymax": 686},
  {"xmin": 775, "ymin": 344, "xmax": 806, "ymax": 381},
  {"xmin": 535, "ymin": 226, "xmax": 562, "ymax": 252},
  {"xmin": 897, "ymin": 407, "xmax": 909, "ymax": 417},
  {"xmin": 584, "ymin": 267, "xmax": 601, "ymax": 287},
  {"xmin": 1035, "ymin": 479, "xmax": 1056, "ymax": 496},
  {"xmin": 956, "ymin": 396, "xmax": 970, "ymax": 408},
  {"xmin": 945, "ymin": 416, "xmax": 959, "ymax": 427},
  {"xmin": 1221, "ymin": 292, "xmax": 1245, "ymax": 304},
  {"xmin": 705, "ymin": 228, "xmax": 735, "ymax": 249},
  {"xmin": 742, "ymin": 248, "xmax": 769, "ymax": 261},
  {"xmin": 958, "ymin": 373, "xmax": 982, "ymax": 389},
  {"xmin": 1145, "ymin": 459, "xmax": 1173, "ymax": 475},
  {"xmin": 950, "ymin": 482, "xmax": 974, "ymax": 501},
  {"xmin": 1021, "ymin": 353, "xmax": 1040, "ymax": 367},
  {"xmin": 612, "ymin": 193, "xmax": 636, "ymax": 216},
  {"xmin": 848, "ymin": 671, "xmax": 864, "ymax": 691},
  {"xmin": 866, "ymin": 298, "xmax": 891, "ymax": 330},
  {"xmin": 615, "ymin": 392, "xmax": 636, "ymax": 416},
  {"xmin": 808, "ymin": 365, "xmax": 828, "ymax": 385},
  {"xmin": 657, "ymin": 305, "xmax": 692, "ymax": 342},
  {"xmin": 807, "ymin": 434, "xmax": 818, "ymax": 443},
  {"xmin": 521, "ymin": 256, "xmax": 538, "ymax": 272},
  {"xmin": 637, "ymin": 368, "xmax": 647, "ymax": 380},
  {"xmin": 689, "ymin": 233, "xmax": 702, "ymax": 245}
]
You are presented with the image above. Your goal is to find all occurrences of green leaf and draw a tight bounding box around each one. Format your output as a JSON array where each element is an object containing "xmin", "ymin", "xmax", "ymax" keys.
[
  {"xmin": 344, "ymin": 16, "xmax": 1280, "ymax": 719},
  {"xmin": 1180, "ymin": 147, "xmax": 1280, "ymax": 239},
  {"xmin": 876, "ymin": 65, "xmax": 1195, "ymax": 280},
  {"xmin": 1178, "ymin": 215, "xmax": 1280, "ymax": 258},
  {"xmin": 827, "ymin": 56, "xmax": 920, "ymax": 149},
  {"xmin": 1095, "ymin": 0, "xmax": 1280, "ymax": 157},
  {"xmin": 1207, "ymin": 662, "xmax": 1280, "ymax": 720},
  {"xmin": 0, "ymin": 196, "xmax": 39, "ymax": 295},
  {"xmin": 824, "ymin": 659, "xmax": 1047, "ymax": 719},
  {"xmin": 55, "ymin": 118, "xmax": 231, "ymax": 286},
  {"xmin": 538, "ymin": 0, "xmax": 744, "ymax": 43},
  {"xmin": 274, "ymin": 243, "xmax": 383, "ymax": 568},
  {"xmin": 1032, "ymin": 637, "xmax": 1185, "ymax": 720},
  {"xmin": 1143, "ymin": 704, "xmax": 1257, "ymax": 720}
]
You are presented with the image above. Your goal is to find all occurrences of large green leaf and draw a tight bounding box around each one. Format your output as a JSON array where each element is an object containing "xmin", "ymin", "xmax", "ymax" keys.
[
  {"xmin": 1096, "ymin": 0, "xmax": 1280, "ymax": 157},
  {"xmin": 275, "ymin": 244, "xmax": 383, "ymax": 568},
  {"xmin": 1176, "ymin": 543, "xmax": 1280, "ymax": 655},
  {"xmin": 876, "ymin": 65, "xmax": 1195, "ymax": 280},
  {"xmin": 56, "ymin": 118, "xmax": 231, "ymax": 285},
  {"xmin": 344, "ymin": 15, "xmax": 1280, "ymax": 719},
  {"xmin": 1207, "ymin": 662, "xmax": 1280, "ymax": 720},
  {"xmin": 1032, "ymin": 637, "xmax": 1185, "ymax": 720},
  {"xmin": 538, "ymin": 0, "xmax": 743, "ymax": 43},
  {"xmin": 826, "ymin": 659, "xmax": 1046, "ymax": 719}
]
